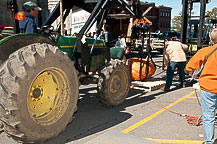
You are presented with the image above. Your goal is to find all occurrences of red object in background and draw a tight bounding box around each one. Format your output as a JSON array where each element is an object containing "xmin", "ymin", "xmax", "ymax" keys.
[
  {"xmin": 15, "ymin": 12, "xmax": 25, "ymax": 21},
  {"xmin": 15, "ymin": 13, "xmax": 17, "ymax": 20}
]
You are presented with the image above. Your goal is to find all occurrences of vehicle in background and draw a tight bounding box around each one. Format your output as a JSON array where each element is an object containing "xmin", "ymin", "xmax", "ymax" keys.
[
  {"xmin": 152, "ymin": 39, "xmax": 165, "ymax": 53},
  {"xmin": 151, "ymin": 33, "xmax": 165, "ymax": 53},
  {"xmin": 134, "ymin": 32, "xmax": 165, "ymax": 53},
  {"xmin": 188, "ymin": 19, "xmax": 216, "ymax": 44},
  {"xmin": 164, "ymin": 31, "xmax": 180, "ymax": 41},
  {"xmin": 135, "ymin": 32, "xmax": 158, "ymax": 51}
]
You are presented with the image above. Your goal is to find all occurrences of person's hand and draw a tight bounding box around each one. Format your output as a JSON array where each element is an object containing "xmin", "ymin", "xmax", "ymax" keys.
[
  {"xmin": 189, "ymin": 71, "xmax": 193, "ymax": 76},
  {"xmin": 163, "ymin": 66, "xmax": 167, "ymax": 71},
  {"xmin": 189, "ymin": 71, "xmax": 198, "ymax": 79}
]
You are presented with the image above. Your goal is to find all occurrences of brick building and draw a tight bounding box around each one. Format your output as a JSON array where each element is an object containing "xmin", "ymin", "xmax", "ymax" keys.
[
  {"xmin": 106, "ymin": 2, "xmax": 172, "ymax": 38},
  {"xmin": 142, "ymin": 3, "xmax": 172, "ymax": 32}
]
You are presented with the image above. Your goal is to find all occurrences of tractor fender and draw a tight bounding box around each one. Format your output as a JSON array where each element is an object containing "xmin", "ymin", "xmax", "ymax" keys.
[{"xmin": 0, "ymin": 34, "xmax": 54, "ymax": 64}]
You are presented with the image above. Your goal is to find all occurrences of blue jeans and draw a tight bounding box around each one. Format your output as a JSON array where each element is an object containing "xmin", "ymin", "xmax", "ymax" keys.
[
  {"xmin": 103, "ymin": 32, "xmax": 108, "ymax": 42},
  {"xmin": 200, "ymin": 89, "xmax": 217, "ymax": 144},
  {"xmin": 165, "ymin": 61, "xmax": 186, "ymax": 89}
]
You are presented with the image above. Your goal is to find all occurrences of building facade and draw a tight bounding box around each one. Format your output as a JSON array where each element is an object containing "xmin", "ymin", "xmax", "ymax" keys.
[
  {"xmin": 144, "ymin": 3, "xmax": 172, "ymax": 32},
  {"xmin": 106, "ymin": 2, "xmax": 172, "ymax": 38}
]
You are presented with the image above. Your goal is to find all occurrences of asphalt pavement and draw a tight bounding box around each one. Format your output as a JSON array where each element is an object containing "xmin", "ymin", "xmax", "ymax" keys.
[{"xmin": 0, "ymin": 51, "xmax": 213, "ymax": 144}]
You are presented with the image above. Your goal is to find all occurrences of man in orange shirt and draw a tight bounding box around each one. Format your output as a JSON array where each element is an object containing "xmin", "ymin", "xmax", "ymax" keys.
[{"xmin": 186, "ymin": 28, "xmax": 217, "ymax": 144}]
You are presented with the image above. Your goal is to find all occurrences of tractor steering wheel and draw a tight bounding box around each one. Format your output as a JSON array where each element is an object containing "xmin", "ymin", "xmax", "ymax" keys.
[{"xmin": 41, "ymin": 25, "xmax": 60, "ymax": 43}]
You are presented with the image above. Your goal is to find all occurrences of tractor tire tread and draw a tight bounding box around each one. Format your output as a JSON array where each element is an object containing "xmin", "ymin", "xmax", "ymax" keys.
[
  {"xmin": 97, "ymin": 59, "xmax": 131, "ymax": 107},
  {"xmin": 0, "ymin": 43, "xmax": 79, "ymax": 143}
]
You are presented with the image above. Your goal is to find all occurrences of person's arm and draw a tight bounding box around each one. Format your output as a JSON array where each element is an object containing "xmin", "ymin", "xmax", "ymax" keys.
[
  {"xmin": 115, "ymin": 41, "xmax": 118, "ymax": 47},
  {"xmin": 164, "ymin": 52, "xmax": 169, "ymax": 70},
  {"xmin": 186, "ymin": 50, "xmax": 204, "ymax": 72},
  {"xmin": 123, "ymin": 39, "xmax": 127, "ymax": 48},
  {"xmin": 181, "ymin": 43, "xmax": 188, "ymax": 51},
  {"xmin": 165, "ymin": 44, "xmax": 171, "ymax": 55},
  {"xmin": 115, "ymin": 41, "xmax": 120, "ymax": 47}
]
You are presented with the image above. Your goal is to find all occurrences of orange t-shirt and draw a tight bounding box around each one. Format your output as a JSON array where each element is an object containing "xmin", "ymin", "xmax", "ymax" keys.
[{"xmin": 186, "ymin": 45, "xmax": 217, "ymax": 93}]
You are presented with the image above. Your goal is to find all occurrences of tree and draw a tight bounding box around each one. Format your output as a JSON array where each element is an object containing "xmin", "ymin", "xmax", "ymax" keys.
[
  {"xmin": 206, "ymin": 7, "xmax": 217, "ymax": 20},
  {"xmin": 172, "ymin": 12, "xmax": 182, "ymax": 32}
]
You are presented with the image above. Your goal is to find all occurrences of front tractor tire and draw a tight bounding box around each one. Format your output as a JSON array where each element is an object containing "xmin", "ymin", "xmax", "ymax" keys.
[
  {"xmin": 0, "ymin": 43, "xmax": 79, "ymax": 143},
  {"xmin": 97, "ymin": 60, "xmax": 131, "ymax": 107}
]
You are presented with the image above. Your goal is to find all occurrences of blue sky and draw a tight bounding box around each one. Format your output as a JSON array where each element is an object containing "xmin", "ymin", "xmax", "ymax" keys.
[{"xmin": 142, "ymin": 0, "xmax": 216, "ymax": 18}]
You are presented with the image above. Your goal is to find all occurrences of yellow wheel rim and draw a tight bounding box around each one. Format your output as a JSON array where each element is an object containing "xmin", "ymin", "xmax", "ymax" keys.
[
  {"xmin": 122, "ymin": 55, "xmax": 126, "ymax": 62},
  {"xmin": 110, "ymin": 75, "xmax": 121, "ymax": 94},
  {"xmin": 109, "ymin": 69, "xmax": 128, "ymax": 101},
  {"xmin": 28, "ymin": 67, "xmax": 70, "ymax": 126}
]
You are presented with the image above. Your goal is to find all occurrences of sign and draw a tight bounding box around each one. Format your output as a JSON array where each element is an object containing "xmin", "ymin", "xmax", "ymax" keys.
[{"xmin": 71, "ymin": 10, "xmax": 96, "ymax": 34}]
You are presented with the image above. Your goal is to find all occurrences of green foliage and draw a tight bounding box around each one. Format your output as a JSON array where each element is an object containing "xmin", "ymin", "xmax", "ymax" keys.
[
  {"xmin": 206, "ymin": 7, "xmax": 217, "ymax": 20},
  {"xmin": 172, "ymin": 12, "xmax": 182, "ymax": 32}
]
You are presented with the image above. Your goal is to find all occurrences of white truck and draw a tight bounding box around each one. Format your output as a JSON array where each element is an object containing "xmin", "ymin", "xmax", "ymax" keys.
[{"xmin": 135, "ymin": 33, "xmax": 165, "ymax": 53}]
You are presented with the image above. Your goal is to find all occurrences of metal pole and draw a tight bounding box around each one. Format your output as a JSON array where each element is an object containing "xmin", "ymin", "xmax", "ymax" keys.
[
  {"xmin": 12, "ymin": 0, "xmax": 20, "ymax": 33},
  {"xmin": 180, "ymin": 0, "xmax": 188, "ymax": 44},
  {"xmin": 60, "ymin": 0, "xmax": 64, "ymax": 35},
  {"xmin": 197, "ymin": 0, "xmax": 206, "ymax": 49},
  {"xmin": 37, "ymin": 0, "xmax": 42, "ymax": 27}
]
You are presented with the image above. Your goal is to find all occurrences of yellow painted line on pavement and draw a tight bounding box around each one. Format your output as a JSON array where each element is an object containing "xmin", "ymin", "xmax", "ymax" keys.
[
  {"xmin": 144, "ymin": 138, "xmax": 203, "ymax": 144},
  {"xmin": 121, "ymin": 90, "xmax": 199, "ymax": 133},
  {"xmin": 188, "ymin": 97, "xmax": 200, "ymax": 99}
]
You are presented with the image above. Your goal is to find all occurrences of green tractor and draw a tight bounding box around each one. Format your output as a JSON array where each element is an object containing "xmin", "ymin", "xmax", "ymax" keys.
[{"xmin": 0, "ymin": 0, "xmax": 143, "ymax": 143}]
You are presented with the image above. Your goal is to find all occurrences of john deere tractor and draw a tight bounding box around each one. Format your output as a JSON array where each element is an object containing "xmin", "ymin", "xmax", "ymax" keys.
[{"xmin": 0, "ymin": 0, "xmax": 143, "ymax": 143}]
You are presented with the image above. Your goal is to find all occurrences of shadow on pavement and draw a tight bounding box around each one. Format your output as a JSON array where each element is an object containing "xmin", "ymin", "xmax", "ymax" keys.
[
  {"xmin": 46, "ymin": 85, "xmax": 165, "ymax": 144},
  {"xmin": 46, "ymin": 53, "xmax": 168, "ymax": 144}
]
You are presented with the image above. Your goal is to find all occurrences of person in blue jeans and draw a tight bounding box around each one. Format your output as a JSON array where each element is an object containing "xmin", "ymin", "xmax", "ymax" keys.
[
  {"xmin": 162, "ymin": 38, "xmax": 188, "ymax": 91},
  {"xmin": 19, "ymin": 1, "xmax": 41, "ymax": 33},
  {"xmin": 186, "ymin": 28, "xmax": 217, "ymax": 144},
  {"xmin": 200, "ymin": 90, "xmax": 217, "ymax": 144},
  {"xmin": 165, "ymin": 61, "xmax": 186, "ymax": 89}
]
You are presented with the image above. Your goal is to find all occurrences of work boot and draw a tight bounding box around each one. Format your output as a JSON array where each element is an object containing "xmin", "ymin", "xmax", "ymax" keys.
[
  {"xmin": 160, "ymin": 86, "xmax": 170, "ymax": 92},
  {"xmin": 179, "ymin": 82, "xmax": 187, "ymax": 88}
]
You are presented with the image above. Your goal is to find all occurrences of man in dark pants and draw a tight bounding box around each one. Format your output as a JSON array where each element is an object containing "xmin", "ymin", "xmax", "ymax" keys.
[
  {"xmin": 19, "ymin": 1, "xmax": 41, "ymax": 33},
  {"xmin": 162, "ymin": 38, "xmax": 188, "ymax": 91}
]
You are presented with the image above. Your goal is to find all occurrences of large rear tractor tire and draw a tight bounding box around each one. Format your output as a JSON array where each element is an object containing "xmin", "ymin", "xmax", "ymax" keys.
[
  {"xmin": 97, "ymin": 60, "xmax": 131, "ymax": 107},
  {"xmin": 0, "ymin": 43, "xmax": 79, "ymax": 143}
]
